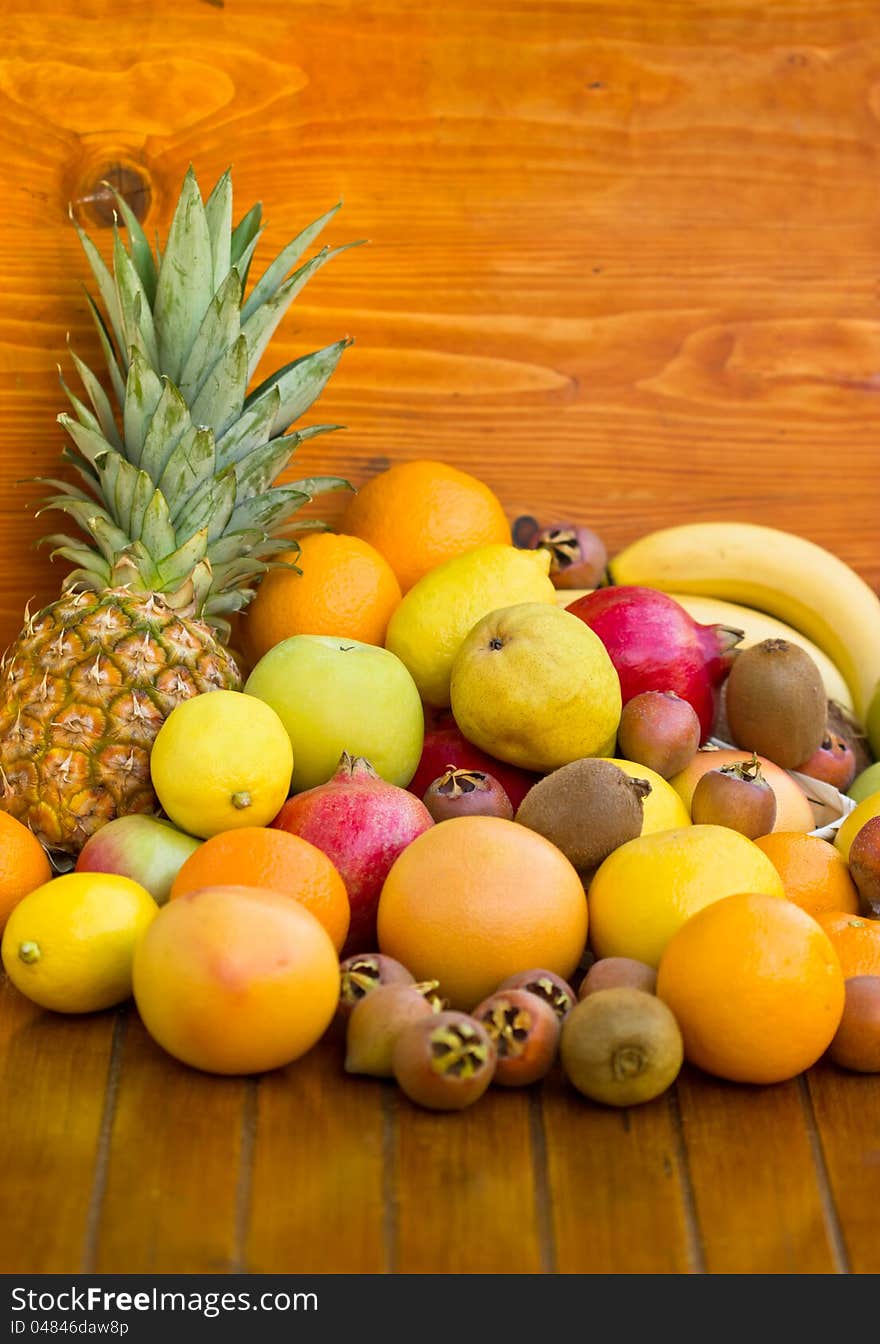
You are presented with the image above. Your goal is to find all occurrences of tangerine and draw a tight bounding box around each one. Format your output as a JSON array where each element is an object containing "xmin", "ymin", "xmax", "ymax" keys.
[
  {"xmin": 753, "ymin": 832, "xmax": 859, "ymax": 917},
  {"xmin": 0, "ymin": 811, "xmax": 52, "ymax": 933},
  {"xmin": 169, "ymin": 826, "xmax": 350, "ymax": 952},
  {"xmin": 376, "ymin": 816, "xmax": 587, "ymax": 1010},
  {"xmin": 341, "ymin": 459, "xmax": 511, "ymax": 592},
  {"xmin": 657, "ymin": 892, "xmax": 845, "ymax": 1084},
  {"xmin": 814, "ymin": 911, "xmax": 880, "ymax": 979},
  {"xmin": 241, "ymin": 532, "xmax": 401, "ymax": 662}
]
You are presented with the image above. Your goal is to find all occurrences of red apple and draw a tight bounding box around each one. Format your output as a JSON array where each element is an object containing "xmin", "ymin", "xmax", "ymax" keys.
[{"xmin": 76, "ymin": 814, "xmax": 201, "ymax": 905}]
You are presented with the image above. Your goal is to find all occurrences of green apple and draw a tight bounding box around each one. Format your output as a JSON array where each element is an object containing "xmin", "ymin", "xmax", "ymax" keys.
[
  {"xmin": 244, "ymin": 635, "xmax": 424, "ymax": 793},
  {"xmin": 849, "ymin": 761, "xmax": 880, "ymax": 805}
]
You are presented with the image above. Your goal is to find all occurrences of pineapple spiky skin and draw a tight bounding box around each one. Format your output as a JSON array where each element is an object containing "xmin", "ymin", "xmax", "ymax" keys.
[{"xmin": 0, "ymin": 589, "xmax": 241, "ymax": 856}]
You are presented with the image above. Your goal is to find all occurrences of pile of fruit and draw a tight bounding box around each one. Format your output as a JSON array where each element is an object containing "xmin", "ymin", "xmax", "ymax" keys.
[{"xmin": 2, "ymin": 167, "xmax": 880, "ymax": 1111}]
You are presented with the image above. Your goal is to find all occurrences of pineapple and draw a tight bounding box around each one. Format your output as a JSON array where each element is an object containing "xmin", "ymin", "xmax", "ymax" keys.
[{"xmin": 0, "ymin": 167, "xmax": 359, "ymax": 860}]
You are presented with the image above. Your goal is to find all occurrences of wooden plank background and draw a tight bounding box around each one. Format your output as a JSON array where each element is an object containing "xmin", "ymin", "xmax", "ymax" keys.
[{"xmin": 1, "ymin": 0, "xmax": 880, "ymax": 1276}]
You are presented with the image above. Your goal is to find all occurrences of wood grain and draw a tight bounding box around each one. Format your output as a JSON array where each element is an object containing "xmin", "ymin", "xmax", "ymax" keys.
[
  {"xmin": 3, "ymin": 1, "xmax": 880, "ymax": 654},
  {"xmin": 0, "ymin": 980, "xmax": 115, "ymax": 1272},
  {"xmin": 93, "ymin": 1013, "xmax": 247, "ymax": 1274},
  {"xmin": 807, "ymin": 1058, "xmax": 880, "ymax": 1274},
  {"xmin": 541, "ymin": 1065, "xmax": 695, "ymax": 1274},
  {"xmin": 394, "ymin": 1079, "xmax": 546, "ymax": 1273},
  {"xmin": 246, "ymin": 1027, "xmax": 388, "ymax": 1274},
  {"xmin": 675, "ymin": 1068, "xmax": 839, "ymax": 1273}
]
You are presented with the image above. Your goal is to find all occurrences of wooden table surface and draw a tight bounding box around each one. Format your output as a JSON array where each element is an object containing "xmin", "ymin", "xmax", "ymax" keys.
[{"xmin": 2, "ymin": 0, "xmax": 880, "ymax": 1275}]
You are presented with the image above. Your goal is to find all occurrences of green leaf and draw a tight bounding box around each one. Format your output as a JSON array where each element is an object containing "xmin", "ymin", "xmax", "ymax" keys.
[
  {"xmin": 153, "ymin": 167, "xmax": 215, "ymax": 381},
  {"xmin": 127, "ymin": 469, "xmax": 158, "ymax": 541},
  {"xmin": 174, "ymin": 467, "xmax": 237, "ymax": 542},
  {"xmin": 209, "ymin": 557, "xmax": 272, "ymax": 592},
  {"xmin": 60, "ymin": 447, "xmax": 100, "ymax": 491},
  {"xmin": 284, "ymin": 473, "xmax": 353, "ymax": 499},
  {"xmin": 114, "ymin": 228, "xmax": 160, "ymax": 369},
  {"xmin": 106, "ymin": 184, "xmax": 157, "ymax": 306},
  {"xmin": 230, "ymin": 202, "xmax": 262, "ymax": 287},
  {"xmin": 189, "ymin": 333, "xmax": 248, "ymax": 439},
  {"xmin": 245, "ymin": 339, "xmax": 351, "ymax": 436},
  {"xmin": 214, "ymin": 385, "xmax": 280, "ymax": 472},
  {"xmin": 58, "ymin": 368, "xmax": 102, "ymax": 437},
  {"xmin": 231, "ymin": 428, "xmax": 343, "ymax": 499},
  {"xmin": 138, "ymin": 379, "xmax": 193, "ymax": 482},
  {"xmin": 44, "ymin": 539, "xmax": 111, "ymax": 584},
  {"xmin": 159, "ymin": 427, "xmax": 216, "ymax": 517},
  {"xmin": 70, "ymin": 210, "xmax": 125, "ymax": 355},
  {"xmin": 109, "ymin": 457, "xmax": 143, "ymax": 533},
  {"xmin": 68, "ymin": 346, "xmax": 123, "ymax": 448},
  {"xmin": 241, "ymin": 201, "xmax": 341, "ymax": 321},
  {"xmin": 207, "ymin": 531, "xmax": 295, "ymax": 566},
  {"xmin": 123, "ymin": 349, "xmax": 164, "ymax": 466},
  {"xmin": 204, "ymin": 169, "xmax": 232, "ymax": 296},
  {"xmin": 33, "ymin": 478, "xmax": 97, "ymax": 506},
  {"xmin": 242, "ymin": 244, "xmax": 361, "ymax": 382},
  {"xmin": 177, "ymin": 269, "xmax": 242, "ymax": 404},
  {"xmin": 84, "ymin": 292, "xmax": 126, "ymax": 403},
  {"xmin": 227, "ymin": 484, "xmax": 311, "ymax": 534},
  {"xmin": 57, "ymin": 414, "xmax": 113, "ymax": 471},
  {"xmin": 117, "ymin": 539, "xmax": 160, "ymax": 588},
  {"xmin": 155, "ymin": 527, "xmax": 210, "ymax": 590},
  {"xmin": 138, "ymin": 489, "xmax": 177, "ymax": 559}
]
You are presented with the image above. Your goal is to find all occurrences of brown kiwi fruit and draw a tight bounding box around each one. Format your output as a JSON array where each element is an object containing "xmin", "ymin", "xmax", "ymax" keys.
[
  {"xmin": 725, "ymin": 638, "xmax": 827, "ymax": 769},
  {"xmin": 560, "ymin": 986, "xmax": 683, "ymax": 1106},
  {"xmin": 515, "ymin": 758, "xmax": 650, "ymax": 877}
]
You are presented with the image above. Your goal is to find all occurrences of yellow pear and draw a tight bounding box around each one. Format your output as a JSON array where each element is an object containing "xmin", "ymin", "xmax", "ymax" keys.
[{"xmin": 450, "ymin": 602, "xmax": 621, "ymax": 773}]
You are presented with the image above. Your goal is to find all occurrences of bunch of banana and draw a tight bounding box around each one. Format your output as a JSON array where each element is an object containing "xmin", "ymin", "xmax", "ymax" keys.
[{"xmin": 603, "ymin": 522, "xmax": 880, "ymax": 723}]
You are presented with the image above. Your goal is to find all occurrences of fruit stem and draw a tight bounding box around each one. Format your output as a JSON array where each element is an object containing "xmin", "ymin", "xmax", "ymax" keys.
[
  {"xmin": 231, "ymin": 791, "xmax": 252, "ymax": 810},
  {"xmin": 18, "ymin": 941, "xmax": 40, "ymax": 965}
]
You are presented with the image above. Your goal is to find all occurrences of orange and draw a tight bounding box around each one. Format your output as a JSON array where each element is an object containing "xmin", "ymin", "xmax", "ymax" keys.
[
  {"xmin": 657, "ymin": 892, "xmax": 845, "ymax": 1084},
  {"xmin": 0, "ymin": 811, "xmax": 52, "ymax": 933},
  {"xmin": 340, "ymin": 459, "xmax": 511, "ymax": 592},
  {"xmin": 133, "ymin": 885, "xmax": 340, "ymax": 1075},
  {"xmin": 814, "ymin": 911, "xmax": 880, "ymax": 979},
  {"xmin": 376, "ymin": 815, "xmax": 587, "ymax": 1010},
  {"xmin": 242, "ymin": 532, "xmax": 401, "ymax": 662},
  {"xmin": 753, "ymin": 832, "xmax": 859, "ymax": 917},
  {"xmin": 169, "ymin": 826, "xmax": 350, "ymax": 953}
]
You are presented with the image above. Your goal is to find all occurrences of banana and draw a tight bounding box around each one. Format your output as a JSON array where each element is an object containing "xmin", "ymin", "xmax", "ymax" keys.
[
  {"xmin": 554, "ymin": 586, "xmax": 854, "ymax": 710},
  {"xmin": 609, "ymin": 522, "xmax": 880, "ymax": 720}
]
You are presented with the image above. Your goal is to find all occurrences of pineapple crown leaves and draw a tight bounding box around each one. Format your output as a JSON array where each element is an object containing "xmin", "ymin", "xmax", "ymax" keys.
[{"xmin": 45, "ymin": 166, "xmax": 365, "ymax": 634}]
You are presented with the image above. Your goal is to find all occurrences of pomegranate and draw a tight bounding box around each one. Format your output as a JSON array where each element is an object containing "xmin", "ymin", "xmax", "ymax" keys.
[
  {"xmin": 408, "ymin": 721, "xmax": 540, "ymax": 811},
  {"xmin": 566, "ymin": 586, "xmax": 741, "ymax": 741},
  {"xmin": 272, "ymin": 752, "xmax": 433, "ymax": 956}
]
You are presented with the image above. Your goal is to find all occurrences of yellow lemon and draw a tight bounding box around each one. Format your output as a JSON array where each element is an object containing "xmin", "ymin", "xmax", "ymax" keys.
[
  {"xmin": 150, "ymin": 689, "xmax": 293, "ymax": 838},
  {"xmin": 835, "ymin": 790, "xmax": 880, "ymax": 862},
  {"xmin": 385, "ymin": 544, "xmax": 556, "ymax": 707},
  {"xmin": 1, "ymin": 872, "xmax": 158, "ymax": 1013},
  {"xmin": 449, "ymin": 602, "xmax": 621, "ymax": 773},
  {"xmin": 607, "ymin": 759, "xmax": 692, "ymax": 835},
  {"xmin": 588, "ymin": 824, "xmax": 786, "ymax": 968}
]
